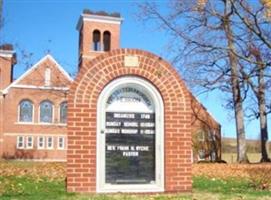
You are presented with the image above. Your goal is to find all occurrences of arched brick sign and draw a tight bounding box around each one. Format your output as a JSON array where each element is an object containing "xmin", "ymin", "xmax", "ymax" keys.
[{"xmin": 67, "ymin": 49, "xmax": 192, "ymax": 193}]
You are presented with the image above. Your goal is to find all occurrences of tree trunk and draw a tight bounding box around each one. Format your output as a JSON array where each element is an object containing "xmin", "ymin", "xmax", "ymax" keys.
[
  {"xmin": 224, "ymin": 0, "xmax": 248, "ymax": 163},
  {"xmin": 248, "ymin": 45, "xmax": 270, "ymax": 162},
  {"xmin": 258, "ymin": 85, "xmax": 269, "ymax": 162},
  {"xmin": 256, "ymin": 54, "xmax": 270, "ymax": 162}
]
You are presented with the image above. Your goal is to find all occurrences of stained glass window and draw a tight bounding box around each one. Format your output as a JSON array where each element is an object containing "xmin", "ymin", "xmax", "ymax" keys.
[
  {"xmin": 40, "ymin": 100, "xmax": 53, "ymax": 123},
  {"xmin": 60, "ymin": 102, "xmax": 67, "ymax": 123},
  {"xmin": 19, "ymin": 100, "xmax": 33, "ymax": 122}
]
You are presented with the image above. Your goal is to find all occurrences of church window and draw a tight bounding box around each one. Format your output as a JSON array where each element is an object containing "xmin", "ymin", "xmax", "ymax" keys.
[
  {"xmin": 60, "ymin": 101, "xmax": 67, "ymax": 123},
  {"xmin": 103, "ymin": 31, "xmax": 111, "ymax": 51},
  {"xmin": 47, "ymin": 136, "xmax": 54, "ymax": 149},
  {"xmin": 58, "ymin": 137, "xmax": 65, "ymax": 149},
  {"xmin": 26, "ymin": 136, "xmax": 33, "ymax": 149},
  {"xmin": 19, "ymin": 99, "xmax": 33, "ymax": 122},
  {"xmin": 93, "ymin": 30, "xmax": 101, "ymax": 51},
  {"xmin": 40, "ymin": 100, "xmax": 53, "ymax": 123},
  {"xmin": 38, "ymin": 136, "xmax": 45, "ymax": 149},
  {"xmin": 16, "ymin": 136, "xmax": 24, "ymax": 149}
]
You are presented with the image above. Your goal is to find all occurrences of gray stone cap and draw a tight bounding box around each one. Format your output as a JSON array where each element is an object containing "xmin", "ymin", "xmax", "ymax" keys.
[{"xmin": 76, "ymin": 10, "xmax": 124, "ymax": 30}]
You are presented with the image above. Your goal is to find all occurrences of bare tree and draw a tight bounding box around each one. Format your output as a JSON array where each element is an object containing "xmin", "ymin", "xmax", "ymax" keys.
[
  {"xmin": 230, "ymin": 0, "xmax": 271, "ymax": 162},
  {"xmin": 223, "ymin": 0, "xmax": 248, "ymax": 162},
  {"xmin": 245, "ymin": 46, "xmax": 270, "ymax": 162},
  {"xmin": 138, "ymin": 0, "xmax": 249, "ymax": 162}
]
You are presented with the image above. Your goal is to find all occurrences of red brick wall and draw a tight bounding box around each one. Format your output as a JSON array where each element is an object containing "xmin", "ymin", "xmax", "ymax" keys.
[
  {"xmin": 190, "ymin": 94, "xmax": 221, "ymax": 161},
  {"xmin": 3, "ymin": 135, "xmax": 66, "ymax": 160},
  {"xmin": 1, "ymin": 88, "xmax": 67, "ymax": 160},
  {"xmin": 18, "ymin": 59, "xmax": 71, "ymax": 87},
  {"xmin": 67, "ymin": 49, "xmax": 192, "ymax": 193},
  {"xmin": 0, "ymin": 56, "xmax": 70, "ymax": 161}
]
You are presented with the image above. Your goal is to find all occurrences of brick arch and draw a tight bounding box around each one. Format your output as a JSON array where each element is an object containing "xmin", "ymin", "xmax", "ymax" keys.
[{"xmin": 67, "ymin": 48, "xmax": 192, "ymax": 193}]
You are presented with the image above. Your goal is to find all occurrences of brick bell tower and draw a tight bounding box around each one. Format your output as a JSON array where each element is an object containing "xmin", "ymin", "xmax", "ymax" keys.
[
  {"xmin": 76, "ymin": 10, "xmax": 123, "ymax": 69},
  {"xmin": 0, "ymin": 44, "xmax": 16, "ymax": 91}
]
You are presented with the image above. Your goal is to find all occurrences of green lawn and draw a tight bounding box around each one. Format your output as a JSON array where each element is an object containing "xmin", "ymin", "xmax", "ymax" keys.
[
  {"xmin": 0, "ymin": 160, "xmax": 270, "ymax": 200},
  {"xmin": 0, "ymin": 176, "xmax": 191, "ymax": 200},
  {"xmin": 193, "ymin": 176, "xmax": 271, "ymax": 200},
  {"xmin": 0, "ymin": 175, "xmax": 270, "ymax": 200}
]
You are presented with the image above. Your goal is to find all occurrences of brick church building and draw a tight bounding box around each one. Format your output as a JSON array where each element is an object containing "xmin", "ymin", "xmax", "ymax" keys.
[{"xmin": 0, "ymin": 10, "xmax": 221, "ymax": 163}]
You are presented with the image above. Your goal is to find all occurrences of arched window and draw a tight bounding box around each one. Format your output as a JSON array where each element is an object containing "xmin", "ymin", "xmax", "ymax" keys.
[
  {"xmin": 60, "ymin": 101, "xmax": 67, "ymax": 124},
  {"xmin": 93, "ymin": 30, "xmax": 101, "ymax": 51},
  {"xmin": 40, "ymin": 100, "xmax": 53, "ymax": 123},
  {"xmin": 103, "ymin": 31, "xmax": 111, "ymax": 51},
  {"xmin": 19, "ymin": 99, "xmax": 33, "ymax": 122},
  {"xmin": 96, "ymin": 77, "xmax": 164, "ymax": 192}
]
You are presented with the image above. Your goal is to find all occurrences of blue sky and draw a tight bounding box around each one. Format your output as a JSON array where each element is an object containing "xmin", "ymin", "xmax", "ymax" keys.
[{"xmin": 1, "ymin": 0, "xmax": 270, "ymax": 140}]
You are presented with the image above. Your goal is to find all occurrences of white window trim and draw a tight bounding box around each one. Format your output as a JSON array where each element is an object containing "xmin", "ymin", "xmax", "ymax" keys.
[
  {"xmin": 14, "ymin": 122, "xmax": 66, "ymax": 127},
  {"xmin": 17, "ymin": 100, "xmax": 34, "ymax": 124},
  {"xmin": 11, "ymin": 84, "xmax": 69, "ymax": 91},
  {"xmin": 0, "ymin": 50, "xmax": 14, "ymax": 58},
  {"xmin": 57, "ymin": 136, "xmax": 65, "ymax": 150},
  {"xmin": 77, "ymin": 15, "xmax": 123, "ymax": 32},
  {"xmin": 4, "ymin": 133, "xmax": 65, "ymax": 137},
  {"xmin": 37, "ymin": 136, "xmax": 45, "ymax": 149},
  {"xmin": 15, "ymin": 122, "xmax": 36, "ymax": 125},
  {"xmin": 96, "ymin": 76, "xmax": 164, "ymax": 193},
  {"xmin": 47, "ymin": 136, "xmax": 54, "ymax": 149},
  {"xmin": 55, "ymin": 123, "xmax": 67, "ymax": 127},
  {"xmin": 26, "ymin": 136, "xmax": 34, "ymax": 149},
  {"xmin": 38, "ymin": 100, "xmax": 54, "ymax": 124},
  {"xmin": 16, "ymin": 136, "xmax": 25, "ymax": 149}
]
